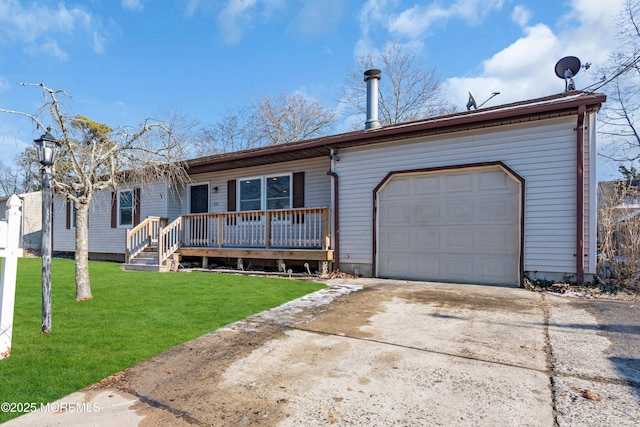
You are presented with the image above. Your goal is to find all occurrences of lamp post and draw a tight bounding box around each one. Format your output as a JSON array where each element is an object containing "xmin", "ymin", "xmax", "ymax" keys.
[{"xmin": 34, "ymin": 127, "xmax": 60, "ymax": 334}]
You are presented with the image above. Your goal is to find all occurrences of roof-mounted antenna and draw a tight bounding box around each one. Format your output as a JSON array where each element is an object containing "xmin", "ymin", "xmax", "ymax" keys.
[
  {"xmin": 555, "ymin": 56, "xmax": 590, "ymax": 92},
  {"xmin": 466, "ymin": 91, "xmax": 500, "ymax": 110},
  {"xmin": 466, "ymin": 92, "xmax": 477, "ymax": 110}
]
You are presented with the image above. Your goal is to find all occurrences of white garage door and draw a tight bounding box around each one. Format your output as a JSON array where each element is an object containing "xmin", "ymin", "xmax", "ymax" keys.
[{"xmin": 377, "ymin": 166, "xmax": 521, "ymax": 285}]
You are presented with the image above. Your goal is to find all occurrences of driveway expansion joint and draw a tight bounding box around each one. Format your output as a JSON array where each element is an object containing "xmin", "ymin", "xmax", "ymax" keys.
[{"xmin": 541, "ymin": 293, "xmax": 560, "ymax": 427}]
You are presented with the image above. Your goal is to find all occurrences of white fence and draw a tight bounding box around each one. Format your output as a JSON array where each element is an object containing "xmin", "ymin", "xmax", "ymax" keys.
[{"xmin": 0, "ymin": 195, "xmax": 24, "ymax": 360}]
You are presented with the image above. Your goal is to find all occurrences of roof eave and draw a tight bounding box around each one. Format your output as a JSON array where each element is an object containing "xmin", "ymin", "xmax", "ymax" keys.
[{"xmin": 185, "ymin": 92, "xmax": 606, "ymax": 175}]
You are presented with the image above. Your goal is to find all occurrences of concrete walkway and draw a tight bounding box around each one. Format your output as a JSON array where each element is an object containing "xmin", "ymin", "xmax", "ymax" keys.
[{"xmin": 3, "ymin": 279, "xmax": 639, "ymax": 426}]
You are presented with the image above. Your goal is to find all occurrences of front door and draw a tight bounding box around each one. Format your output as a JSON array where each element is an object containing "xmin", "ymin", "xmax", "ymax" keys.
[
  {"xmin": 188, "ymin": 183, "xmax": 209, "ymax": 245},
  {"xmin": 190, "ymin": 183, "xmax": 209, "ymax": 214}
]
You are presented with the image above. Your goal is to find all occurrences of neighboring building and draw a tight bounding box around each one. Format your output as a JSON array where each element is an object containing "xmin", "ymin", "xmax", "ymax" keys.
[
  {"xmin": 0, "ymin": 191, "xmax": 42, "ymax": 253},
  {"xmin": 52, "ymin": 89, "xmax": 606, "ymax": 286}
]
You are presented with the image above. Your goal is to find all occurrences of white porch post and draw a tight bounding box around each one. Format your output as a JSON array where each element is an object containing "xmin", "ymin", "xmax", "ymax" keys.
[{"xmin": 0, "ymin": 195, "xmax": 24, "ymax": 359}]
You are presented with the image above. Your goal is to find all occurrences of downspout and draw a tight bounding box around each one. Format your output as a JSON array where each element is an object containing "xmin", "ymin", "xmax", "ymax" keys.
[
  {"xmin": 327, "ymin": 147, "xmax": 340, "ymax": 271},
  {"xmin": 576, "ymin": 105, "xmax": 586, "ymax": 285}
]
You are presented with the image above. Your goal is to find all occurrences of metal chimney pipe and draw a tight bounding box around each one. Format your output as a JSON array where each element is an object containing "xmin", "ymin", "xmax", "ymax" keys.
[{"xmin": 364, "ymin": 69, "xmax": 381, "ymax": 130}]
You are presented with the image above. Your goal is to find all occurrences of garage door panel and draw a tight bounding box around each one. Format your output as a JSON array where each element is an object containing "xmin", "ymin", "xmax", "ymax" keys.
[
  {"xmin": 415, "ymin": 257, "xmax": 439, "ymax": 275},
  {"xmin": 478, "ymin": 169, "xmax": 513, "ymax": 190},
  {"xmin": 415, "ymin": 230, "xmax": 439, "ymax": 249},
  {"xmin": 445, "ymin": 256, "xmax": 473, "ymax": 278},
  {"xmin": 381, "ymin": 178, "xmax": 410, "ymax": 199},
  {"xmin": 479, "ymin": 227, "xmax": 519, "ymax": 251},
  {"xmin": 445, "ymin": 173, "xmax": 473, "ymax": 192},
  {"xmin": 380, "ymin": 256, "xmax": 410, "ymax": 276},
  {"xmin": 446, "ymin": 200, "xmax": 473, "ymax": 220},
  {"xmin": 377, "ymin": 167, "xmax": 521, "ymax": 285},
  {"xmin": 380, "ymin": 229, "xmax": 410, "ymax": 249},
  {"xmin": 413, "ymin": 175, "xmax": 440, "ymax": 194},
  {"xmin": 475, "ymin": 255, "xmax": 519, "ymax": 282},
  {"xmin": 478, "ymin": 199, "xmax": 516, "ymax": 221},
  {"xmin": 380, "ymin": 204, "xmax": 410, "ymax": 223},
  {"xmin": 411, "ymin": 203, "xmax": 440, "ymax": 223},
  {"xmin": 445, "ymin": 229, "xmax": 473, "ymax": 249}
]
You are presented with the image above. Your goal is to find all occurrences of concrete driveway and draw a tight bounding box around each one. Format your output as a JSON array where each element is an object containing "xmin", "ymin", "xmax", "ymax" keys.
[{"xmin": 4, "ymin": 278, "xmax": 639, "ymax": 426}]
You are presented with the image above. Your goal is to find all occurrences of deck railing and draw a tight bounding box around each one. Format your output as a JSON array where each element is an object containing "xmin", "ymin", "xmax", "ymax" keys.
[
  {"xmin": 158, "ymin": 216, "xmax": 182, "ymax": 265},
  {"xmin": 157, "ymin": 207, "xmax": 330, "ymax": 264},
  {"xmin": 128, "ymin": 208, "xmax": 331, "ymax": 267},
  {"xmin": 185, "ymin": 207, "xmax": 330, "ymax": 249},
  {"xmin": 125, "ymin": 216, "xmax": 167, "ymax": 263}
]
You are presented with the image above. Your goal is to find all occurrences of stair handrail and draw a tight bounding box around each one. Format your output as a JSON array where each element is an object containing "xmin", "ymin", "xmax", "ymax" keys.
[
  {"xmin": 125, "ymin": 216, "xmax": 164, "ymax": 263},
  {"xmin": 158, "ymin": 216, "xmax": 183, "ymax": 266}
]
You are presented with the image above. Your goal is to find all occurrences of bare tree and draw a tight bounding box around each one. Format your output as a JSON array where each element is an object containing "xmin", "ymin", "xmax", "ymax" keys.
[
  {"xmin": 0, "ymin": 162, "xmax": 18, "ymax": 197},
  {"xmin": 0, "ymin": 148, "xmax": 40, "ymax": 197},
  {"xmin": 193, "ymin": 108, "xmax": 260, "ymax": 156},
  {"xmin": 0, "ymin": 82, "xmax": 189, "ymax": 301},
  {"xmin": 597, "ymin": 0, "xmax": 640, "ymax": 169},
  {"xmin": 151, "ymin": 109, "xmax": 199, "ymax": 160},
  {"xmin": 341, "ymin": 41, "xmax": 455, "ymax": 127},
  {"xmin": 598, "ymin": 180, "xmax": 640, "ymax": 288},
  {"xmin": 195, "ymin": 92, "xmax": 336, "ymax": 156},
  {"xmin": 252, "ymin": 92, "xmax": 336, "ymax": 145}
]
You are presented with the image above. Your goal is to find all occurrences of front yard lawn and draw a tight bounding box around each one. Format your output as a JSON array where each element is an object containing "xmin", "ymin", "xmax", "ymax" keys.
[{"xmin": 0, "ymin": 257, "xmax": 325, "ymax": 422}]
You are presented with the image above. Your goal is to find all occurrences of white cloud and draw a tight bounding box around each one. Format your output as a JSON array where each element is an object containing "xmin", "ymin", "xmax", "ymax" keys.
[
  {"xmin": 358, "ymin": 0, "xmax": 396, "ymax": 38},
  {"xmin": 511, "ymin": 5, "xmax": 531, "ymax": 28},
  {"xmin": 40, "ymin": 39, "xmax": 69, "ymax": 61},
  {"xmin": 217, "ymin": 0, "xmax": 258, "ymax": 45},
  {"xmin": 388, "ymin": 4, "xmax": 449, "ymax": 38},
  {"xmin": 0, "ymin": 1, "xmax": 107, "ymax": 59},
  {"xmin": 93, "ymin": 32, "xmax": 106, "ymax": 54},
  {"xmin": 262, "ymin": 0, "xmax": 286, "ymax": 19},
  {"xmin": 451, "ymin": 0, "xmax": 505, "ymax": 24},
  {"xmin": 294, "ymin": 0, "xmax": 346, "ymax": 36},
  {"xmin": 121, "ymin": 0, "xmax": 145, "ymax": 11},
  {"xmin": 0, "ymin": 76, "xmax": 9, "ymax": 93},
  {"xmin": 384, "ymin": 0, "xmax": 505, "ymax": 39},
  {"xmin": 446, "ymin": 0, "xmax": 627, "ymax": 109},
  {"xmin": 483, "ymin": 24, "xmax": 559, "ymax": 78},
  {"xmin": 184, "ymin": 0, "xmax": 200, "ymax": 18}
]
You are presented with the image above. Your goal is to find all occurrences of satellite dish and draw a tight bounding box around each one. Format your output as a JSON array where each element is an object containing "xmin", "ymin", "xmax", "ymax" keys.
[
  {"xmin": 555, "ymin": 56, "xmax": 582, "ymax": 91},
  {"xmin": 466, "ymin": 92, "xmax": 477, "ymax": 110}
]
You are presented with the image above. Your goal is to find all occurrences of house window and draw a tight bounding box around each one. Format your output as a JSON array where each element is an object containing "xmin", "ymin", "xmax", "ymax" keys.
[
  {"xmin": 238, "ymin": 174, "xmax": 291, "ymax": 211},
  {"xmin": 119, "ymin": 190, "xmax": 133, "ymax": 227},
  {"xmin": 266, "ymin": 175, "xmax": 290, "ymax": 209},
  {"xmin": 240, "ymin": 178, "xmax": 262, "ymax": 211}
]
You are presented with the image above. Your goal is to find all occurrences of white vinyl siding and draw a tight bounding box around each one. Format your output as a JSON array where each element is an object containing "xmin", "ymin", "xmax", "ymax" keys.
[
  {"xmin": 336, "ymin": 115, "xmax": 595, "ymax": 279},
  {"xmin": 0, "ymin": 191, "xmax": 43, "ymax": 251},
  {"xmin": 52, "ymin": 180, "xmax": 171, "ymax": 255},
  {"xmin": 183, "ymin": 157, "xmax": 331, "ymax": 215},
  {"xmin": 52, "ymin": 157, "xmax": 330, "ymax": 256}
]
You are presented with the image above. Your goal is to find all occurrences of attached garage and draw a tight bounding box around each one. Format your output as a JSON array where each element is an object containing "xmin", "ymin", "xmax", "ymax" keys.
[{"xmin": 375, "ymin": 164, "xmax": 523, "ymax": 286}]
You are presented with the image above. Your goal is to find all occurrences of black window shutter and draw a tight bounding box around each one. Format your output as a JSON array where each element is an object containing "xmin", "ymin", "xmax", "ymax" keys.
[
  {"xmin": 110, "ymin": 192, "xmax": 117, "ymax": 228},
  {"xmin": 292, "ymin": 172, "xmax": 305, "ymax": 208},
  {"xmin": 227, "ymin": 180, "xmax": 237, "ymax": 212},
  {"xmin": 133, "ymin": 188, "xmax": 141, "ymax": 225},
  {"xmin": 66, "ymin": 200, "xmax": 71, "ymax": 229}
]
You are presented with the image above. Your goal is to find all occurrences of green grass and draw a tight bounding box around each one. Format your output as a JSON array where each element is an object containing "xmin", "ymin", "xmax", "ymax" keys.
[{"xmin": 0, "ymin": 257, "xmax": 324, "ymax": 422}]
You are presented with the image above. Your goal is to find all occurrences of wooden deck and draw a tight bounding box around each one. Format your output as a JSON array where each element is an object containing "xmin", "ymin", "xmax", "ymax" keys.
[{"xmin": 124, "ymin": 208, "xmax": 333, "ymax": 271}]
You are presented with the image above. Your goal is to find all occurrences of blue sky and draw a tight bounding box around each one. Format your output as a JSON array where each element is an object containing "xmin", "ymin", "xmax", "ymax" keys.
[{"xmin": 0, "ymin": 0, "xmax": 629, "ymax": 181}]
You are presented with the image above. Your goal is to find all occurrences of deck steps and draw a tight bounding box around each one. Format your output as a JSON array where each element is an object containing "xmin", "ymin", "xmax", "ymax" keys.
[{"xmin": 123, "ymin": 246, "xmax": 166, "ymax": 272}]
